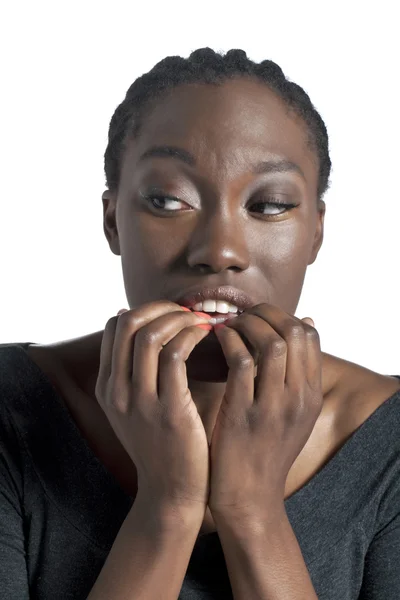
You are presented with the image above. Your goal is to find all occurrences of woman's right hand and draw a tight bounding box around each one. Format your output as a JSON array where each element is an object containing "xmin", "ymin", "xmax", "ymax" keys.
[{"xmin": 95, "ymin": 301, "xmax": 213, "ymax": 519}]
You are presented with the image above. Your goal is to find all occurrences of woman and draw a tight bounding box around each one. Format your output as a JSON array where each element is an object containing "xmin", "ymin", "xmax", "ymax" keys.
[{"xmin": 1, "ymin": 47, "xmax": 399, "ymax": 599}]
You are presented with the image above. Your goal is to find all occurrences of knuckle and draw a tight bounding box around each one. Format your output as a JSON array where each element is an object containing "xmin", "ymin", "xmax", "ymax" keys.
[
  {"xmin": 269, "ymin": 339, "xmax": 287, "ymax": 358},
  {"xmin": 116, "ymin": 310, "xmax": 140, "ymax": 331},
  {"xmin": 287, "ymin": 324, "xmax": 305, "ymax": 340},
  {"xmin": 300, "ymin": 321, "xmax": 319, "ymax": 340},
  {"xmin": 115, "ymin": 310, "xmax": 130, "ymax": 323},
  {"xmin": 110, "ymin": 398, "xmax": 129, "ymax": 414},
  {"xmin": 307, "ymin": 327, "xmax": 320, "ymax": 342},
  {"xmin": 161, "ymin": 346, "xmax": 184, "ymax": 363},
  {"xmin": 231, "ymin": 352, "xmax": 254, "ymax": 369},
  {"xmin": 109, "ymin": 392, "xmax": 130, "ymax": 414},
  {"xmin": 107, "ymin": 379, "xmax": 130, "ymax": 413},
  {"xmin": 137, "ymin": 328, "xmax": 160, "ymax": 346}
]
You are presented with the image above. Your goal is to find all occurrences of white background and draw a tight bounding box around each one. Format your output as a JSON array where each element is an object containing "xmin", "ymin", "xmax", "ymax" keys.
[{"xmin": 1, "ymin": 0, "xmax": 399, "ymax": 375}]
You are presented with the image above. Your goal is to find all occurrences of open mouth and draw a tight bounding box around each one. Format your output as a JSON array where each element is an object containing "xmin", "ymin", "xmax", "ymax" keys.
[
  {"xmin": 189, "ymin": 310, "xmax": 241, "ymax": 325},
  {"xmin": 179, "ymin": 304, "xmax": 246, "ymax": 327},
  {"xmin": 199, "ymin": 311, "xmax": 240, "ymax": 317},
  {"xmin": 189, "ymin": 308, "xmax": 244, "ymax": 316}
]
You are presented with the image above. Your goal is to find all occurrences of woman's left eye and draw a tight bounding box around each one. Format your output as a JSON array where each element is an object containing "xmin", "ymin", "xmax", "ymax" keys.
[
  {"xmin": 143, "ymin": 194, "xmax": 298, "ymax": 216},
  {"xmin": 250, "ymin": 197, "xmax": 298, "ymax": 216}
]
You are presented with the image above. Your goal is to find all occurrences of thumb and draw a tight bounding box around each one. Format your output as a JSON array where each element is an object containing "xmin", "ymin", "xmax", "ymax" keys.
[
  {"xmin": 301, "ymin": 317, "xmax": 315, "ymax": 327},
  {"xmin": 117, "ymin": 308, "xmax": 129, "ymax": 316}
]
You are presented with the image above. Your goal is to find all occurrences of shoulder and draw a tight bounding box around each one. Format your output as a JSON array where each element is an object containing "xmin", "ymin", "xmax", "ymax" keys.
[
  {"xmin": 332, "ymin": 354, "xmax": 400, "ymax": 441},
  {"xmin": 25, "ymin": 332, "xmax": 104, "ymax": 399}
]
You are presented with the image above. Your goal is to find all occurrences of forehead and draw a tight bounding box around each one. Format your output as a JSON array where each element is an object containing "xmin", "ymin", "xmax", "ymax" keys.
[{"xmin": 124, "ymin": 78, "xmax": 318, "ymax": 192}]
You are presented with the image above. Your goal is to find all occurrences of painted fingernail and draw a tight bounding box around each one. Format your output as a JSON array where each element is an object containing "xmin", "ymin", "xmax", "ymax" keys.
[
  {"xmin": 179, "ymin": 305, "xmax": 210, "ymax": 319},
  {"xmin": 178, "ymin": 306, "xmax": 212, "ymax": 322},
  {"xmin": 195, "ymin": 323, "xmax": 213, "ymax": 331},
  {"xmin": 193, "ymin": 311, "xmax": 212, "ymax": 320},
  {"xmin": 213, "ymin": 323, "xmax": 226, "ymax": 331}
]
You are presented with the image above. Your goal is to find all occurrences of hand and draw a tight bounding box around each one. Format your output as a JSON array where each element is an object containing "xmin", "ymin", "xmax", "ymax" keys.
[
  {"xmin": 95, "ymin": 301, "xmax": 212, "ymax": 519},
  {"xmin": 208, "ymin": 304, "xmax": 322, "ymax": 519}
]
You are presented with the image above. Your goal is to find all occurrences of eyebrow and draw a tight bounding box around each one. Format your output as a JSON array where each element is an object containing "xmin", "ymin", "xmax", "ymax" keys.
[{"xmin": 138, "ymin": 145, "xmax": 306, "ymax": 181}]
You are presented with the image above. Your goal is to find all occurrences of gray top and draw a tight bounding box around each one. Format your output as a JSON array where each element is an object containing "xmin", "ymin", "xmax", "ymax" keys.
[{"xmin": 1, "ymin": 342, "xmax": 400, "ymax": 599}]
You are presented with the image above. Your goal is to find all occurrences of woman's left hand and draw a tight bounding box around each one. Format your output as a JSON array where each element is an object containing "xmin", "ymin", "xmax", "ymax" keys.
[{"xmin": 208, "ymin": 303, "xmax": 323, "ymax": 519}]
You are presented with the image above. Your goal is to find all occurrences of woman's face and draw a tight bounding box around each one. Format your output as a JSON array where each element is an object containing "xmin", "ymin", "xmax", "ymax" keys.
[{"xmin": 103, "ymin": 77, "xmax": 325, "ymax": 382}]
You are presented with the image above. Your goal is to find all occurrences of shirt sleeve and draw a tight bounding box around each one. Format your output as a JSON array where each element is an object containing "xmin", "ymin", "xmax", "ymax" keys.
[
  {"xmin": 359, "ymin": 511, "xmax": 400, "ymax": 599},
  {"xmin": 0, "ymin": 403, "xmax": 30, "ymax": 599}
]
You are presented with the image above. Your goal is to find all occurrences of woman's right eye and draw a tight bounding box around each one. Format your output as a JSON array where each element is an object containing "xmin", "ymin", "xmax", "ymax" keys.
[{"xmin": 144, "ymin": 194, "xmax": 189, "ymax": 212}]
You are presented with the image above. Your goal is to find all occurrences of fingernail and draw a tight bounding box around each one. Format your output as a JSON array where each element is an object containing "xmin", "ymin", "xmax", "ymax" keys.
[
  {"xmin": 178, "ymin": 306, "xmax": 212, "ymax": 320},
  {"xmin": 213, "ymin": 323, "xmax": 226, "ymax": 331},
  {"xmin": 193, "ymin": 311, "xmax": 212, "ymax": 320},
  {"xmin": 195, "ymin": 323, "xmax": 213, "ymax": 331},
  {"xmin": 117, "ymin": 309, "xmax": 128, "ymax": 316}
]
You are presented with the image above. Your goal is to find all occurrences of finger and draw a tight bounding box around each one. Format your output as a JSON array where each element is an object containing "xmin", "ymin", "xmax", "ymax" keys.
[
  {"xmin": 158, "ymin": 325, "xmax": 211, "ymax": 409},
  {"xmin": 96, "ymin": 316, "xmax": 119, "ymax": 392},
  {"xmin": 239, "ymin": 305, "xmax": 306, "ymax": 389},
  {"xmin": 112, "ymin": 301, "xmax": 201, "ymax": 385},
  {"xmin": 214, "ymin": 325, "xmax": 255, "ymax": 414},
  {"xmin": 130, "ymin": 310, "xmax": 210, "ymax": 405},
  {"xmin": 301, "ymin": 318, "xmax": 321, "ymax": 388},
  {"xmin": 226, "ymin": 313, "xmax": 286, "ymax": 405},
  {"xmin": 301, "ymin": 317, "xmax": 314, "ymax": 327},
  {"xmin": 303, "ymin": 324, "xmax": 322, "ymax": 390}
]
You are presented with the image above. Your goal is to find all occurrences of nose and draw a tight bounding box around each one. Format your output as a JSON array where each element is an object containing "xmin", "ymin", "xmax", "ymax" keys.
[{"xmin": 187, "ymin": 209, "xmax": 250, "ymax": 273}]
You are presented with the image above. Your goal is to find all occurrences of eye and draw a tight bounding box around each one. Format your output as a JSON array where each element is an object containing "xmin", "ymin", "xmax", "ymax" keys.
[
  {"xmin": 143, "ymin": 194, "xmax": 189, "ymax": 212},
  {"xmin": 250, "ymin": 196, "xmax": 298, "ymax": 216},
  {"xmin": 141, "ymin": 192, "xmax": 298, "ymax": 217}
]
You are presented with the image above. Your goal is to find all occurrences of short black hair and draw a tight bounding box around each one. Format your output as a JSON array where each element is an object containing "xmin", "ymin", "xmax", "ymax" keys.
[{"xmin": 104, "ymin": 48, "xmax": 332, "ymax": 202}]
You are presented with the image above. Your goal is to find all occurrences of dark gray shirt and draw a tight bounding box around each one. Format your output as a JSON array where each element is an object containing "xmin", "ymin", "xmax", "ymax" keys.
[{"xmin": 1, "ymin": 342, "xmax": 400, "ymax": 599}]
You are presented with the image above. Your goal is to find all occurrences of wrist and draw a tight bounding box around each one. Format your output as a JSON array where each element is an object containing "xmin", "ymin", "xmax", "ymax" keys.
[
  {"xmin": 211, "ymin": 501, "xmax": 286, "ymax": 530},
  {"xmin": 132, "ymin": 493, "xmax": 205, "ymax": 533}
]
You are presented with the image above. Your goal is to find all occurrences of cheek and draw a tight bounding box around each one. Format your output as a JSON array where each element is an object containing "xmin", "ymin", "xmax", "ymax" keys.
[
  {"xmin": 258, "ymin": 222, "xmax": 309, "ymax": 271},
  {"xmin": 257, "ymin": 226, "xmax": 311, "ymax": 304},
  {"xmin": 120, "ymin": 212, "xmax": 181, "ymax": 268}
]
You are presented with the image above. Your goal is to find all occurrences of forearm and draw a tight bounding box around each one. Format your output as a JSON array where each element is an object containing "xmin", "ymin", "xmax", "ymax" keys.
[
  {"xmin": 214, "ymin": 506, "xmax": 318, "ymax": 600},
  {"xmin": 87, "ymin": 497, "xmax": 204, "ymax": 600}
]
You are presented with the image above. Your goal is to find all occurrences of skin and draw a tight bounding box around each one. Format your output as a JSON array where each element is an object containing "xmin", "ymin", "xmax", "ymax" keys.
[{"xmin": 101, "ymin": 76, "xmax": 328, "ymax": 442}]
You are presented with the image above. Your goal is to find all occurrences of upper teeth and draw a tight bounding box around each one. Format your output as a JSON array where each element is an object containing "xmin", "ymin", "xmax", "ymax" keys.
[{"xmin": 192, "ymin": 300, "xmax": 242, "ymax": 314}]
